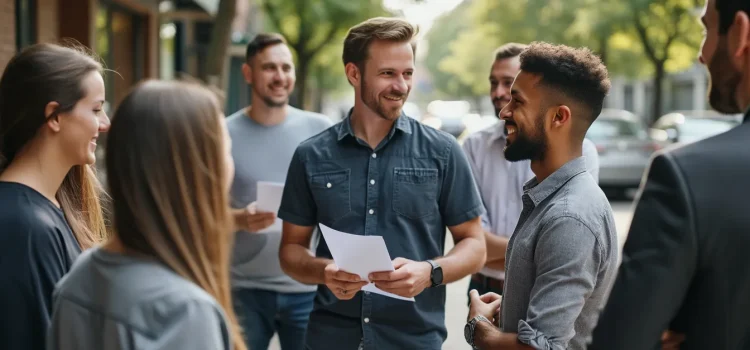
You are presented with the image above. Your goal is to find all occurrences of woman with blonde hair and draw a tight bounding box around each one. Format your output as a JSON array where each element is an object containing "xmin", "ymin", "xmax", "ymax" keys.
[
  {"xmin": 47, "ymin": 80, "xmax": 247, "ymax": 350},
  {"xmin": 0, "ymin": 43, "xmax": 110, "ymax": 350}
]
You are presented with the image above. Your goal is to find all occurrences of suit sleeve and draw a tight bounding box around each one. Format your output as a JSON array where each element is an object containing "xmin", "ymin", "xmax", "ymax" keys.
[{"xmin": 588, "ymin": 152, "xmax": 698, "ymax": 349}]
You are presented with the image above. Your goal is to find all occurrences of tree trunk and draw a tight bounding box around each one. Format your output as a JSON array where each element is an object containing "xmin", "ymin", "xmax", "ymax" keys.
[
  {"xmin": 650, "ymin": 62, "xmax": 665, "ymax": 125},
  {"xmin": 598, "ymin": 34, "xmax": 608, "ymax": 66},
  {"xmin": 296, "ymin": 55, "xmax": 311, "ymax": 110},
  {"xmin": 204, "ymin": 0, "xmax": 237, "ymax": 89}
]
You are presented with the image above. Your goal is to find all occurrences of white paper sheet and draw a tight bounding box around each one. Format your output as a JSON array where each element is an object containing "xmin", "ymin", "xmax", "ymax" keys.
[
  {"xmin": 256, "ymin": 181, "xmax": 284, "ymax": 233},
  {"xmin": 318, "ymin": 224, "xmax": 415, "ymax": 302}
]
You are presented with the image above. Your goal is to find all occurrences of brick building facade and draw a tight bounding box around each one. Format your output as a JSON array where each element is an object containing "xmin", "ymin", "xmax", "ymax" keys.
[{"xmin": 0, "ymin": 0, "xmax": 160, "ymax": 110}]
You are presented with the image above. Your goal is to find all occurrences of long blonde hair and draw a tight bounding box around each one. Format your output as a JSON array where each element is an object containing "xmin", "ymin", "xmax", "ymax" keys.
[
  {"xmin": 0, "ymin": 43, "xmax": 108, "ymax": 248},
  {"xmin": 105, "ymin": 80, "xmax": 246, "ymax": 350}
]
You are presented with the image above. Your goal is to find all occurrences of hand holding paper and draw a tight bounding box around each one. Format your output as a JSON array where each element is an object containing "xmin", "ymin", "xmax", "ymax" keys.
[
  {"xmin": 235, "ymin": 202, "xmax": 275, "ymax": 233},
  {"xmin": 254, "ymin": 181, "xmax": 284, "ymax": 233},
  {"xmin": 368, "ymin": 257, "xmax": 432, "ymax": 299},
  {"xmin": 323, "ymin": 263, "xmax": 369, "ymax": 300},
  {"xmin": 318, "ymin": 224, "xmax": 415, "ymax": 302}
]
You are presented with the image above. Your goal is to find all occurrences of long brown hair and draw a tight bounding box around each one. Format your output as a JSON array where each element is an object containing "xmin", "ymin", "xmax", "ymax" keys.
[
  {"xmin": 0, "ymin": 42, "xmax": 108, "ymax": 248},
  {"xmin": 105, "ymin": 80, "xmax": 246, "ymax": 350}
]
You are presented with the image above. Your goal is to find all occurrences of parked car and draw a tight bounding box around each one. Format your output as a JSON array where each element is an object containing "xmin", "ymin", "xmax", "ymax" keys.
[
  {"xmin": 586, "ymin": 109, "xmax": 659, "ymax": 197},
  {"xmin": 650, "ymin": 110, "xmax": 742, "ymax": 146}
]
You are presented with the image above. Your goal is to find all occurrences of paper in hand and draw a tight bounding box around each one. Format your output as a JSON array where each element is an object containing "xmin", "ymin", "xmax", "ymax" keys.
[
  {"xmin": 318, "ymin": 224, "xmax": 415, "ymax": 302},
  {"xmin": 256, "ymin": 181, "xmax": 284, "ymax": 233}
]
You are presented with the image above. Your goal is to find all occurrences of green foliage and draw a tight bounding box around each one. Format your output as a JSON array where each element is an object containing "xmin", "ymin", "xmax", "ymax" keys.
[
  {"xmin": 424, "ymin": 0, "xmax": 705, "ymax": 118},
  {"xmin": 260, "ymin": 0, "xmax": 389, "ymax": 109}
]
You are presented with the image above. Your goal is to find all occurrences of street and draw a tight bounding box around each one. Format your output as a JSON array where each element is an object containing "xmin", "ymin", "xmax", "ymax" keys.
[{"xmin": 268, "ymin": 198, "xmax": 636, "ymax": 350}]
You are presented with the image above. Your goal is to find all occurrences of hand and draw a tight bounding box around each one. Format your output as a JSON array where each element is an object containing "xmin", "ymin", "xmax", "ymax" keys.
[
  {"xmin": 324, "ymin": 263, "xmax": 368, "ymax": 300},
  {"xmin": 468, "ymin": 289, "xmax": 502, "ymax": 324},
  {"xmin": 234, "ymin": 202, "xmax": 276, "ymax": 233},
  {"xmin": 369, "ymin": 257, "xmax": 432, "ymax": 298},
  {"xmin": 661, "ymin": 330, "xmax": 685, "ymax": 350}
]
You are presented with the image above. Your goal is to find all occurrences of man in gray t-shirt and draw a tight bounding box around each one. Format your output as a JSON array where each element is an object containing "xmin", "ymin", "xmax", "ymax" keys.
[{"xmin": 228, "ymin": 33, "xmax": 332, "ymax": 350}]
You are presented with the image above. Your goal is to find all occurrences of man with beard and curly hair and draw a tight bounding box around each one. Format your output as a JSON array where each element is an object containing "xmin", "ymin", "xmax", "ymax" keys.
[
  {"xmin": 464, "ymin": 42, "xmax": 618, "ymax": 350},
  {"xmin": 461, "ymin": 43, "xmax": 601, "ymax": 303},
  {"xmin": 277, "ymin": 17, "xmax": 487, "ymax": 350},
  {"xmin": 590, "ymin": 1, "xmax": 750, "ymax": 348}
]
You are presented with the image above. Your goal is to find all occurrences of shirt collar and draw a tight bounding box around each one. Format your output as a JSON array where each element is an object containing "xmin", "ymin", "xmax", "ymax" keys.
[
  {"xmin": 522, "ymin": 157, "xmax": 588, "ymax": 206},
  {"xmin": 336, "ymin": 107, "xmax": 413, "ymax": 142},
  {"xmin": 486, "ymin": 120, "xmax": 507, "ymax": 147}
]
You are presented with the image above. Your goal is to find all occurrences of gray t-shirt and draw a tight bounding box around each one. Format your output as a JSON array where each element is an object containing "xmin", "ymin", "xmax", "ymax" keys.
[
  {"xmin": 227, "ymin": 106, "xmax": 332, "ymax": 293},
  {"xmin": 47, "ymin": 247, "xmax": 231, "ymax": 350}
]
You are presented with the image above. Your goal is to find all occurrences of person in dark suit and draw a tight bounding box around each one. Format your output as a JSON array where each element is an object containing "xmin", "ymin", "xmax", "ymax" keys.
[{"xmin": 588, "ymin": 1, "xmax": 750, "ymax": 349}]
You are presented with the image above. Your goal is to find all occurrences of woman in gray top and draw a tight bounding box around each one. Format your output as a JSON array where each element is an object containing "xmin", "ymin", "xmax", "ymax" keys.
[{"xmin": 47, "ymin": 80, "xmax": 248, "ymax": 350}]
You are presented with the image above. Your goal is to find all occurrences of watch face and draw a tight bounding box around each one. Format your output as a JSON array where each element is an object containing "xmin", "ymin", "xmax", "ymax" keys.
[{"xmin": 464, "ymin": 322, "xmax": 472, "ymax": 343}]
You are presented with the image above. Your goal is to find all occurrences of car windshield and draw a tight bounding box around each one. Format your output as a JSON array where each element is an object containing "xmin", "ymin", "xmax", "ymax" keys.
[
  {"xmin": 587, "ymin": 118, "xmax": 646, "ymax": 141},
  {"xmin": 680, "ymin": 118, "xmax": 737, "ymax": 142}
]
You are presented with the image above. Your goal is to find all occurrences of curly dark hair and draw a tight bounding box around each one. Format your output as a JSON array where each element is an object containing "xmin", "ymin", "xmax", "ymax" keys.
[{"xmin": 520, "ymin": 41, "xmax": 610, "ymax": 128}]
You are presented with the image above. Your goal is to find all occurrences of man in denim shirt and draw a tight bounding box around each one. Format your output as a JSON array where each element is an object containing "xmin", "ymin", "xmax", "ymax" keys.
[
  {"xmin": 464, "ymin": 42, "xmax": 618, "ymax": 350},
  {"xmin": 277, "ymin": 17, "xmax": 487, "ymax": 350}
]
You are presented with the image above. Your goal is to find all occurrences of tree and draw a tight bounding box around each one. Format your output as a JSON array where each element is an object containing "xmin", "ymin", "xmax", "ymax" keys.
[
  {"xmin": 423, "ymin": 0, "xmax": 480, "ymax": 101},
  {"xmin": 204, "ymin": 0, "xmax": 238, "ymax": 89},
  {"xmin": 260, "ymin": 0, "xmax": 387, "ymax": 110},
  {"xmin": 623, "ymin": 0, "xmax": 704, "ymax": 123}
]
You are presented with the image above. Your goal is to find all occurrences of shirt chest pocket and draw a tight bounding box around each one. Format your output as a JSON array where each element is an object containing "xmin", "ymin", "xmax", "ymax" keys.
[
  {"xmin": 310, "ymin": 169, "xmax": 352, "ymax": 225},
  {"xmin": 392, "ymin": 167, "xmax": 439, "ymax": 220}
]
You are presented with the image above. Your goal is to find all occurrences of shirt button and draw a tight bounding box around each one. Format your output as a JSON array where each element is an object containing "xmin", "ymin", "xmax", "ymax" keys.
[
  {"xmin": 372, "ymin": 153, "xmax": 377, "ymax": 158},
  {"xmin": 369, "ymin": 209, "xmax": 374, "ymax": 215},
  {"xmin": 364, "ymin": 318, "xmax": 370, "ymax": 323},
  {"xmin": 326, "ymin": 182, "xmax": 332, "ymax": 188},
  {"xmin": 370, "ymin": 179, "xmax": 375, "ymax": 185}
]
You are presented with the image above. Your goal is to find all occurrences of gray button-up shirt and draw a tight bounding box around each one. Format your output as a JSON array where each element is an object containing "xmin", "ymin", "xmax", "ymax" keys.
[
  {"xmin": 462, "ymin": 122, "xmax": 600, "ymax": 280},
  {"xmin": 500, "ymin": 157, "xmax": 618, "ymax": 350},
  {"xmin": 278, "ymin": 113, "xmax": 485, "ymax": 350}
]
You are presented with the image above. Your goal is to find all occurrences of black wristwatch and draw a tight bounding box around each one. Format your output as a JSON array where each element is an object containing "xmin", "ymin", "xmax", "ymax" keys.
[
  {"xmin": 464, "ymin": 315, "xmax": 491, "ymax": 349},
  {"xmin": 426, "ymin": 259, "xmax": 442, "ymax": 287}
]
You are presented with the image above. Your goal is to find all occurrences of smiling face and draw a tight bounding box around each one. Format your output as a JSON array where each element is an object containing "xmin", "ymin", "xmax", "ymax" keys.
[
  {"xmin": 243, "ymin": 43, "xmax": 296, "ymax": 108},
  {"xmin": 490, "ymin": 56, "xmax": 521, "ymax": 117},
  {"xmin": 356, "ymin": 39, "xmax": 414, "ymax": 121},
  {"xmin": 500, "ymin": 71, "xmax": 549, "ymax": 162},
  {"xmin": 54, "ymin": 70, "xmax": 110, "ymax": 165}
]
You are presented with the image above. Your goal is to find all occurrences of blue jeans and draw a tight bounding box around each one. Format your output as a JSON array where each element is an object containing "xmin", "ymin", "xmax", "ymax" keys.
[{"xmin": 233, "ymin": 288, "xmax": 316, "ymax": 350}]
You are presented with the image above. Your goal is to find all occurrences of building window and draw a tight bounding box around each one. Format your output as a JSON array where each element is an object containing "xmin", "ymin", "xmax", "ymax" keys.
[{"xmin": 15, "ymin": 0, "xmax": 36, "ymax": 50}]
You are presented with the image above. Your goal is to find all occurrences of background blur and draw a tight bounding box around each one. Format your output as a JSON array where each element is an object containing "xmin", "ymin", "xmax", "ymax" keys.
[
  {"xmin": 0, "ymin": 0, "xmax": 725, "ymax": 348},
  {"xmin": 2, "ymin": 0, "xmax": 726, "ymax": 197}
]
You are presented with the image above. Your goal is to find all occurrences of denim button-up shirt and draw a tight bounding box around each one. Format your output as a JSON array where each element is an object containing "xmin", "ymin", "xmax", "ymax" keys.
[
  {"xmin": 500, "ymin": 157, "xmax": 618, "ymax": 350},
  {"xmin": 278, "ymin": 113, "xmax": 485, "ymax": 350}
]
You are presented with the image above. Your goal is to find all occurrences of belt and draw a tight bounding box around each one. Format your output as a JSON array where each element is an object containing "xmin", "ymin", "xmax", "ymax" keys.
[{"xmin": 471, "ymin": 273, "xmax": 505, "ymax": 292}]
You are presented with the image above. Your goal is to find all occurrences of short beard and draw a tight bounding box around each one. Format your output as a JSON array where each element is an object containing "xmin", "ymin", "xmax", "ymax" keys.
[
  {"xmin": 361, "ymin": 75, "xmax": 405, "ymax": 121},
  {"xmin": 504, "ymin": 110, "xmax": 547, "ymax": 162},
  {"xmin": 708, "ymin": 40, "xmax": 742, "ymax": 114},
  {"xmin": 252, "ymin": 85, "xmax": 287, "ymax": 108}
]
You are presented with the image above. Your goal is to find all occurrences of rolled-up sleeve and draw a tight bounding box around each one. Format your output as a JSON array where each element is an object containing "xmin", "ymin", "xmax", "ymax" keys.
[
  {"xmin": 520, "ymin": 216, "xmax": 600, "ymax": 350},
  {"xmin": 277, "ymin": 147, "xmax": 317, "ymax": 227},
  {"xmin": 439, "ymin": 139, "xmax": 486, "ymax": 227}
]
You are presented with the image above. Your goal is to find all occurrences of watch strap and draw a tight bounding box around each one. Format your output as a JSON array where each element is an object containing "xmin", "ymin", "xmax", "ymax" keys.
[
  {"xmin": 466, "ymin": 315, "xmax": 491, "ymax": 348},
  {"xmin": 426, "ymin": 259, "xmax": 439, "ymax": 287}
]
